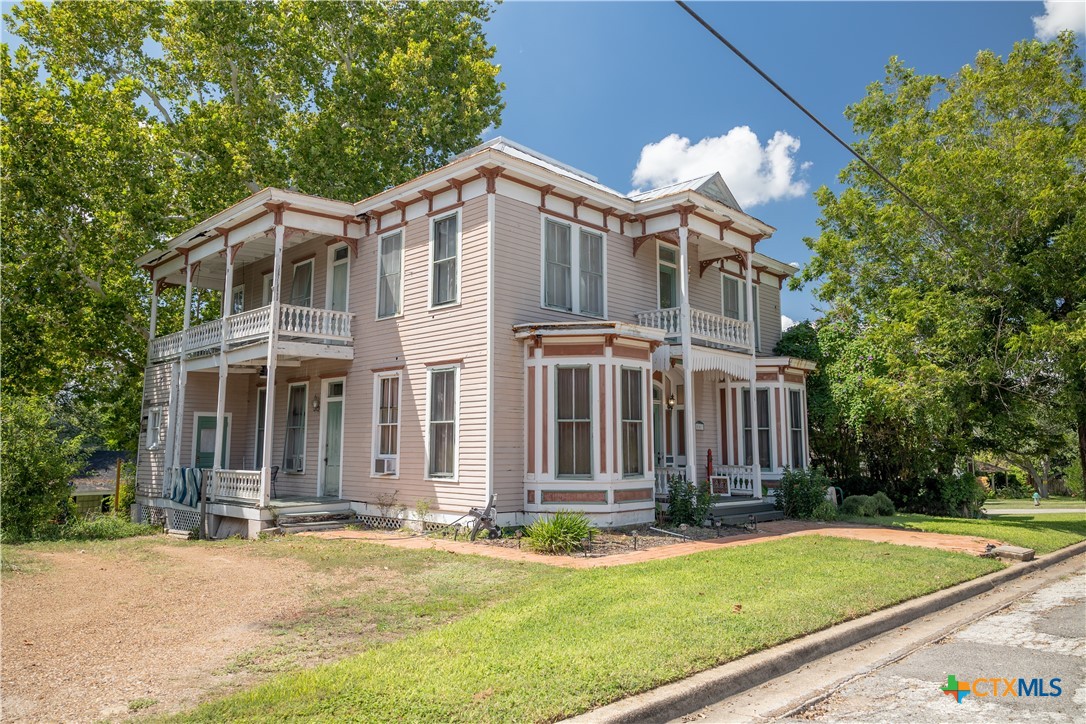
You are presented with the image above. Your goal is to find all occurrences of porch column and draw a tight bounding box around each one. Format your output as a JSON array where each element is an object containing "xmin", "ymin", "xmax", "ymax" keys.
[
  {"xmin": 678, "ymin": 221, "xmax": 697, "ymax": 484},
  {"xmin": 209, "ymin": 238, "xmax": 236, "ymax": 513},
  {"xmin": 744, "ymin": 254, "xmax": 762, "ymax": 498},
  {"xmin": 170, "ymin": 262, "xmax": 195, "ymax": 492},
  {"xmin": 260, "ymin": 215, "xmax": 286, "ymax": 507},
  {"xmin": 147, "ymin": 282, "xmax": 159, "ymax": 354}
]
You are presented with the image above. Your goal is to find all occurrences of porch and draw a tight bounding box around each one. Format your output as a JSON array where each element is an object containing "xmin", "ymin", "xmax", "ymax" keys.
[{"xmin": 636, "ymin": 307, "xmax": 753, "ymax": 352}]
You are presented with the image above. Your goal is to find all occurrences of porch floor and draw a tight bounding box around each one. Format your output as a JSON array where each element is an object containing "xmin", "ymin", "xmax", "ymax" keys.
[{"xmin": 267, "ymin": 496, "xmax": 345, "ymax": 509}]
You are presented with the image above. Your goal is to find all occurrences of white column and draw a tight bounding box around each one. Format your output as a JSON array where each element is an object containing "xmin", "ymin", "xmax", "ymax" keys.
[
  {"xmin": 260, "ymin": 222, "xmax": 285, "ymax": 506},
  {"xmin": 171, "ymin": 263, "xmax": 195, "ymax": 488},
  {"xmin": 744, "ymin": 255, "xmax": 762, "ymax": 498},
  {"xmin": 210, "ymin": 243, "xmax": 235, "ymax": 509},
  {"xmin": 147, "ymin": 284, "xmax": 159, "ymax": 355},
  {"xmin": 678, "ymin": 224, "xmax": 697, "ymax": 484}
]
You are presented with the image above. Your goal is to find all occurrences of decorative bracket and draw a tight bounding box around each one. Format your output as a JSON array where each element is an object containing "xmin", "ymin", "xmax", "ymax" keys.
[
  {"xmin": 699, "ymin": 257, "xmax": 726, "ymax": 277},
  {"xmin": 632, "ymin": 234, "xmax": 654, "ymax": 257}
]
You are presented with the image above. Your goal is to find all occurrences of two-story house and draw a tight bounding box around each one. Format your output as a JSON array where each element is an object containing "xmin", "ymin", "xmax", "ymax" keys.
[{"xmin": 134, "ymin": 138, "xmax": 813, "ymax": 537}]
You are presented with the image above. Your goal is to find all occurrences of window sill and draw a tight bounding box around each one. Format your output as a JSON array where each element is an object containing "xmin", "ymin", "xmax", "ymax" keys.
[
  {"xmin": 369, "ymin": 473, "xmax": 400, "ymax": 480},
  {"xmin": 375, "ymin": 312, "xmax": 404, "ymax": 322},
  {"xmin": 428, "ymin": 300, "xmax": 461, "ymax": 312},
  {"xmin": 425, "ymin": 476, "xmax": 458, "ymax": 483},
  {"xmin": 540, "ymin": 304, "xmax": 606, "ymax": 320}
]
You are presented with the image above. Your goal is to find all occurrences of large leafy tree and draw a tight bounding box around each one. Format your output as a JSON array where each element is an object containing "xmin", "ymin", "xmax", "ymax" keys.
[
  {"xmin": 800, "ymin": 32, "xmax": 1086, "ymax": 483},
  {"xmin": 2, "ymin": 0, "xmax": 503, "ymax": 450}
]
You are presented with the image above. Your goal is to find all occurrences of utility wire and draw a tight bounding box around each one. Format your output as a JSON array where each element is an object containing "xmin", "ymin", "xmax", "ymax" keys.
[{"xmin": 675, "ymin": 0, "xmax": 952, "ymax": 236}]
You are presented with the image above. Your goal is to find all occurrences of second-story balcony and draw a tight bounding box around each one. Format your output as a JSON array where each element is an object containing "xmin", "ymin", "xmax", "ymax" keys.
[
  {"xmin": 149, "ymin": 303, "xmax": 354, "ymax": 364},
  {"xmin": 636, "ymin": 307, "xmax": 753, "ymax": 352}
]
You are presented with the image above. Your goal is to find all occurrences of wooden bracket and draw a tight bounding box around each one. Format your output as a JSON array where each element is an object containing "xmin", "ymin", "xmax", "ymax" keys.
[
  {"xmin": 699, "ymin": 257, "xmax": 725, "ymax": 277},
  {"xmin": 478, "ymin": 165, "xmax": 504, "ymax": 194},
  {"xmin": 632, "ymin": 234, "xmax": 654, "ymax": 257}
]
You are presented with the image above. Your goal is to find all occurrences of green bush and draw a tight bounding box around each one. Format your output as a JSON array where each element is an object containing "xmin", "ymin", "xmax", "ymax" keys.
[
  {"xmin": 870, "ymin": 491, "xmax": 896, "ymax": 516},
  {"xmin": 840, "ymin": 495, "xmax": 870, "ymax": 517},
  {"xmin": 775, "ymin": 467, "xmax": 832, "ymax": 519},
  {"xmin": 667, "ymin": 476, "xmax": 712, "ymax": 526},
  {"xmin": 36, "ymin": 514, "xmax": 160, "ymax": 541},
  {"xmin": 811, "ymin": 500, "xmax": 838, "ymax": 521},
  {"xmin": 939, "ymin": 473, "xmax": 988, "ymax": 517},
  {"xmin": 1, "ymin": 396, "xmax": 85, "ymax": 542},
  {"xmin": 525, "ymin": 511, "xmax": 594, "ymax": 554}
]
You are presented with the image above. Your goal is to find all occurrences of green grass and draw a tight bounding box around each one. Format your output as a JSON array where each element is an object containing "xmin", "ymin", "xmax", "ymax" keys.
[
  {"xmin": 840, "ymin": 512, "xmax": 1086, "ymax": 554},
  {"xmin": 178, "ymin": 537, "xmax": 999, "ymax": 723},
  {"xmin": 983, "ymin": 496, "xmax": 1085, "ymax": 510}
]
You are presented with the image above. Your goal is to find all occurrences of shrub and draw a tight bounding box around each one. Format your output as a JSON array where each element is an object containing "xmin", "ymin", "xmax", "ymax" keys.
[
  {"xmin": 811, "ymin": 500, "xmax": 838, "ymax": 521},
  {"xmin": 667, "ymin": 476, "xmax": 712, "ymax": 526},
  {"xmin": 938, "ymin": 473, "xmax": 987, "ymax": 517},
  {"xmin": 525, "ymin": 511, "xmax": 594, "ymax": 554},
  {"xmin": 36, "ymin": 514, "xmax": 160, "ymax": 541},
  {"xmin": 870, "ymin": 491, "xmax": 896, "ymax": 516},
  {"xmin": 775, "ymin": 467, "xmax": 832, "ymax": 519},
  {"xmin": 840, "ymin": 495, "xmax": 870, "ymax": 517}
]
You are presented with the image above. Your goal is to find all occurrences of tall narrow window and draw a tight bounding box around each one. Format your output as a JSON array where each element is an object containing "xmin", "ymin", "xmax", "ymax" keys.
[
  {"xmin": 789, "ymin": 389, "xmax": 805, "ymax": 469},
  {"xmin": 377, "ymin": 231, "xmax": 403, "ymax": 318},
  {"xmin": 374, "ymin": 373, "xmax": 401, "ymax": 474},
  {"xmin": 579, "ymin": 230, "xmax": 603, "ymax": 316},
  {"xmin": 752, "ymin": 284, "xmax": 761, "ymax": 350},
  {"xmin": 255, "ymin": 388, "xmax": 267, "ymax": 467},
  {"xmin": 262, "ymin": 274, "xmax": 273, "ymax": 306},
  {"xmin": 283, "ymin": 383, "xmax": 307, "ymax": 472},
  {"xmin": 658, "ymin": 244, "xmax": 678, "ymax": 309},
  {"xmin": 431, "ymin": 214, "xmax": 459, "ymax": 306},
  {"xmin": 329, "ymin": 245, "xmax": 349, "ymax": 312},
  {"xmin": 556, "ymin": 366, "xmax": 591, "ymax": 477},
  {"xmin": 231, "ymin": 286, "xmax": 245, "ymax": 315},
  {"xmin": 722, "ymin": 276, "xmax": 742, "ymax": 320},
  {"xmin": 428, "ymin": 368, "xmax": 457, "ymax": 477},
  {"xmin": 290, "ymin": 260, "xmax": 314, "ymax": 307},
  {"xmin": 145, "ymin": 407, "xmax": 164, "ymax": 450},
  {"xmin": 544, "ymin": 220, "xmax": 572, "ymax": 311},
  {"xmin": 621, "ymin": 368, "xmax": 643, "ymax": 476},
  {"xmin": 741, "ymin": 389, "xmax": 772, "ymax": 470}
]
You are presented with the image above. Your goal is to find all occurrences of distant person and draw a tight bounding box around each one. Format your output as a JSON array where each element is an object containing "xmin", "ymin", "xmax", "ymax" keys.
[{"xmin": 1032, "ymin": 490, "xmax": 1041, "ymax": 507}]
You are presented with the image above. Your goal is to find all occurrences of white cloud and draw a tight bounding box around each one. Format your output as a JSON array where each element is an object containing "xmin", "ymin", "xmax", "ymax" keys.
[
  {"xmin": 781, "ymin": 314, "xmax": 797, "ymax": 331},
  {"xmin": 1033, "ymin": 0, "xmax": 1085, "ymax": 40},
  {"xmin": 631, "ymin": 127, "xmax": 809, "ymax": 208}
]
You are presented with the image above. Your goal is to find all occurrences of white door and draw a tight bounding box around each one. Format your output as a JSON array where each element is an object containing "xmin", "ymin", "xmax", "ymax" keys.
[{"xmin": 320, "ymin": 380, "xmax": 345, "ymax": 497}]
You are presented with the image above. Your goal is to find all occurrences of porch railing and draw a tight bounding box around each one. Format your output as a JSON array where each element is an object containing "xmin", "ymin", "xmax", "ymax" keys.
[
  {"xmin": 654, "ymin": 467, "xmax": 686, "ymax": 497},
  {"xmin": 208, "ymin": 469, "xmax": 262, "ymax": 504},
  {"xmin": 149, "ymin": 303, "xmax": 355, "ymax": 363},
  {"xmin": 636, "ymin": 307, "xmax": 752, "ymax": 350},
  {"xmin": 710, "ymin": 465, "xmax": 759, "ymax": 498}
]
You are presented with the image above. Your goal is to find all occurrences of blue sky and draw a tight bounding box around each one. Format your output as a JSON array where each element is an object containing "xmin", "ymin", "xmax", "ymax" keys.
[{"xmin": 482, "ymin": 1, "xmax": 1085, "ymax": 325}]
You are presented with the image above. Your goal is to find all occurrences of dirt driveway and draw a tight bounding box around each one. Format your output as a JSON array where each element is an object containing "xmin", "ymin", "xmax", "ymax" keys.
[{"xmin": 1, "ymin": 541, "xmax": 334, "ymax": 723}]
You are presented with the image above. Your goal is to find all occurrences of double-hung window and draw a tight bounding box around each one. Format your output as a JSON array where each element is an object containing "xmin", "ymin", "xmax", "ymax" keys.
[
  {"xmin": 145, "ymin": 407, "xmax": 164, "ymax": 450},
  {"xmin": 621, "ymin": 368, "xmax": 644, "ymax": 476},
  {"xmin": 262, "ymin": 273, "xmax": 273, "ymax": 306},
  {"xmin": 556, "ymin": 366, "xmax": 592, "ymax": 477},
  {"xmin": 255, "ymin": 388, "xmax": 267, "ymax": 467},
  {"xmin": 431, "ymin": 213, "xmax": 459, "ymax": 307},
  {"xmin": 427, "ymin": 368, "xmax": 457, "ymax": 478},
  {"xmin": 543, "ymin": 219, "xmax": 604, "ymax": 317},
  {"xmin": 742, "ymin": 388, "xmax": 772, "ymax": 470},
  {"xmin": 290, "ymin": 259, "xmax": 314, "ymax": 307},
  {"xmin": 723, "ymin": 275, "xmax": 759, "ymax": 349},
  {"xmin": 377, "ymin": 231, "xmax": 404, "ymax": 318},
  {"xmin": 658, "ymin": 244, "xmax": 678, "ymax": 310},
  {"xmin": 789, "ymin": 389, "xmax": 805, "ymax": 469},
  {"xmin": 230, "ymin": 286, "xmax": 245, "ymax": 315},
  {"xmin": 283, "ymin": 383, "xmax": 307, "ymax": 472},
  {"xmin": 373, "ymin": 373, "xmax": 401, "ymax": 475}
]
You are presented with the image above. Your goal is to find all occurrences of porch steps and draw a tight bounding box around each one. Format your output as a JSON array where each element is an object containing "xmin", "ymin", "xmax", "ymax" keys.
[
  {"xmin": 276, "ymin": 509, "xmax": 357, "ymax": 534},
  {"xmin": 710, "ymin": 501, "xmax": 784, "ymax": 526}
]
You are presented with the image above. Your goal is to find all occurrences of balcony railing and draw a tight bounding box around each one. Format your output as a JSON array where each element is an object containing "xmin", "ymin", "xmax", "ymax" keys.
[
  {"xmin": 208, "ymin": 469, "xmax": 262, "ymax": 504},
  {"xmin": 636, "ymin": 307, "xmax": 752, "ymax": 350},
  {"xmin": 149, "ymin": 303, "xmax": 354, "ymax": 363}
]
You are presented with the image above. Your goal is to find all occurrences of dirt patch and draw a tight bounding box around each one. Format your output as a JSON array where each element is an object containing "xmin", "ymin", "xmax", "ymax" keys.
[{"xmin": 1, "ymin": 540, "xmax": 337, "ymax": 722}]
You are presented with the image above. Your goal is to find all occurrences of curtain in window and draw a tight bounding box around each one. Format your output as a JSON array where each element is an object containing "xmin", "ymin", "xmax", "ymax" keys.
[
  {"xmin": 432, "ymin": 216, "xmax": 458, "ymax": 305},
  {"xmin": 284, "ymin": 385, "xmax": 307, "ymax": 471},
  {"xmin": 544, "ymin": 220, "xmax": 572, "ymax": 311},
  {"xmin": 290, "ymin": 262, "xmax": 313, "ymax": 307},
  {"xmin": 429, "ymin": 370, "xmax": 456, "ymax": 476},
  {"xmin": 557, "ymin": 367, "xmax": 591, "ymax": 476},
  {"xmin": 621, "ymin": 369, "xmax": 643, "ymax": 475},
  {"xmin": 579, "ymin": 230, "xmax": 603, "ymax": 316},
  {"xmin": 378, "ymin": 232, "xmax": 403, "ymax": 318}
]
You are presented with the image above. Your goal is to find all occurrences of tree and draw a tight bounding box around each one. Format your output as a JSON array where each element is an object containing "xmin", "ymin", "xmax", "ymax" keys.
[
  {"xmin": 799, "ymin": 32, "xmax": 1085, "ymax": 482},
  {"xmin": 2, "ymin": 0, "xmax": 504, "ymax": 451},
  {"xmin": 1, "ymin": 395, "xmax": 86, "ymax": 541}
]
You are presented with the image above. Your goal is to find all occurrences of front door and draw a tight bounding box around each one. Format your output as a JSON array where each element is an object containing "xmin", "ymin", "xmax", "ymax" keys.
[
  {"xmin": 194, "ymin": 415, "xmax": 228, "ymax": 469},
  {"xmin": 320, "ymin": 380, "xmax": 345, "ymax": 497},
  {"xmin": 652, "ymin": 384, "xmax": 665, "ymax": 467}
]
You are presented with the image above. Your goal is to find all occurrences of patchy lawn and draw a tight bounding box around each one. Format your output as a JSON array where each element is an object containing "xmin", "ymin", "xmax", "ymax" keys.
[
  {"xmin": 838, "ymin": 512, "xmax": 1086, "ymax": 554},
  {"xmin": 177, "ymin": 537, "xmax": 1000, "ymax": 723}
]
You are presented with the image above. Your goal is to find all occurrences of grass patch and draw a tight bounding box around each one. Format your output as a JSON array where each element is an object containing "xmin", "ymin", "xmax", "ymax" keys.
[
  {"xmin": 840, "ymin": 512, "xmax": 1086, "ymax": 554},
  {"xmin": 128, "ymin": 698, "xmax": 157, "ymax": 712},
  {"xmin": 983, "ymin": 496, "xmax": 1085, "ymax": 510},
  {"xmin": 30, "ymin": 514, "xmax": 161, "ymax": 542},
  {"xmin": 179, "ymin": 537, "xmax": 999, "ymax": 723}
]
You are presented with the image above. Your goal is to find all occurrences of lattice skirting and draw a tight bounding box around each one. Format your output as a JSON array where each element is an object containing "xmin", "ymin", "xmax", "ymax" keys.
[
  {"xmin": 167, "ymin": 508, "xmax": 202, "ymax": 532},
  {"xmin": 354, "ymin": 514, "xmax": 451, "ymax": 533},
  {"xmin": 138, "ymin": 504, "xmax": 168, "ymax": 527}
]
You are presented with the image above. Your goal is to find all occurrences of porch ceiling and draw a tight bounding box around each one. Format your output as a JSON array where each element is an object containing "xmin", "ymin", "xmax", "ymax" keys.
[{"xmin": 157, "ymin": 231, "xmax": 331, "ymax": 291}]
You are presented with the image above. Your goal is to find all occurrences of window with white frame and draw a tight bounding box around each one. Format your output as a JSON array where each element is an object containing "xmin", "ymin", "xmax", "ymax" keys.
[
  {"xmin": 377, "ymin": 231, "xmax": 404, "ymax": 318},
  {"xmin": 255, "ymin": 388, "xmax": 267, "ymax": 467},
  {"xmin": 742, "ymin": 388, "xmax": 772, "ymax": 470},
  {"xmin": 283, "ymin": 383, "xmax": 307, "ymax": 472},
  {"xmin": 328, "ymin": 245, "xmax": 350, "ymax": 312},
  {"xmin": 621, "ymin": 368, "xmax": 644, "ymax": 476},
  {"xmin": 543, "ymin": 218, "xmax": 605, "ymax": 317},
  {"xmin": 752, "ymin": 284, "xmax": 761, "ymax": 350},
  {"xmin": 722, "ymin": 275, "xmax": 743, "ymax": 320},
  {"xmin": 373, "ymin": 372, "xmax": 401, "ymax": 475},
  {"xmin": 556, "ymin": 366, "xmax": 592, "ymax": 477},
  {"xmin": 658, "ymin": 243, "xmax": 678, "ymax": 310},
  {"xmin": 427, "ymin": 367, "xmax": 457, "ymax": 477},
  {"xmin": 262, "ymin": 273, "xmax": 273, "ymax": 306},
  {"xmin": 431, "ymin": 213, "xmax": 459, "ymax": 306},
  {"xmin": 231, "ymin": 286, "xmax": 245, "ymax": 315},
  {"xmin": 290, "ymin": 259, "xmax": 314, "ymax": 307},
  {"xmin": 145, "ymin": 406, "xmax": 164, "ymax": 450},
  {"xmin": 789, "ymin": 389, "xmax": 805, "ymax": 469}
]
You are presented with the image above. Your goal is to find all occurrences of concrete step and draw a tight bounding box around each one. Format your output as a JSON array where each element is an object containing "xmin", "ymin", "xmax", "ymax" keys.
[
  {"xmin": 713, "ymin": 509, "xmax": 785, "ymax": 526},
  {"xmin": 279, "ymin": 519, "xmax": 355, "ymax": 533},
  {"xmin": 276, "ymin": 510, "xmax": 355, "ymax": 525}
]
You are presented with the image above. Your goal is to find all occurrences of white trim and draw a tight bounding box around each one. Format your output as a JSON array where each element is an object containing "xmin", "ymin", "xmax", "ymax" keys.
[
  {"xmin": 375, "ymin": 229, "xmax": 406, "ymax": 320},
  {"xmin": 289, "ymin": 258, "xmax": 315, "ymax": 307},
  {"xmin": 424, "ymin": 365, "xmax": 460, "ymax": 482},
  {"xmin": 325, "ymin": 243, "xmax": 351, "ymax": 313},
  {"xmin": 656, "ymin": 240, "xmax": 678, "ymax": 311},
  {"xmin": 539, "ymin": 213, "xmax": 608, "ymax": 319},
  {"xmin": 618, "ymin": 365, "xmax": 647, "ymax": 478},
  {"xmin": 283, "ymin": 381, "xmax": 309, "ymax": 473},
  {"xmin": 786, "ymin": 385, "xmax": 807, "ymax": 471},
  {"xmin": 553, "ymin": 364, "xmax": 594, "ymax": 480},
  {"xmin": 428, "ymin": 208, "xmax": 462, "ymax": 309},
  {"xmin": 190, "ymin": 411, "xmax": 233, "ymax": 468},
  {"xmin": 145, "ymin": 406, "xmax": 164, "ymax": 450},
  {"xmin": 230, "ymin": 285, "xmax": 245, "ymax": 315},
  {"xmin": 370, "ymin": 370, "xmax": 403, "ymax": 479},
  {"xmin": 254, "ymin": 387, "xmax": 267, "ymax": 468},
  {"xmin": 737, "ymin": 385, "xmax": 776, "ymax": 473},
  {"xmin": 486, "ymin": 188, "xmax": 496, "ymax": 504},
  {"xmin": 317, "ymin": 377, "xmax": 346, "ymax": 497},
  {"xmin": 261, "ymin": 273, "xmax": 273, "ymax": 306}
]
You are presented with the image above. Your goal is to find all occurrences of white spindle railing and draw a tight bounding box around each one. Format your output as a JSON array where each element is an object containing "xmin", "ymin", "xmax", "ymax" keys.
[
  {"xmin": 710, "ymin": 465, "xmax": 759, "ymax": 498},
  {"xmin": 654, "ymin": 467, "xmax": 686, "ymax": 497},
  {"xmin": 208, "ymin": 469, "xmax": 262, "ymax": 503},
  {"xmin": 279, "ymin": 304, "xmax": 353, "ymax": 340},
  {"xmin": 225, "ymin": 306, "xmax": 273, "ymax": 344},
  {"xmin": 636, "ymin": 307, "xmax": 752, "ymax": 350},
  {"xmin": 183, "ymin": 318, "xmax": 222, "ymax": 354},
  {"xmin": 149, "ymin": 330, "xmax": 185, "ymax": 363}
]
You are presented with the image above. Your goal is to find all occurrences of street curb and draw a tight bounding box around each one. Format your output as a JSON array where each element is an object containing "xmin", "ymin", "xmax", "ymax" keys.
[{"xmin": 565, "ymin": 539, "xmax": 1086, "ymax": 724}]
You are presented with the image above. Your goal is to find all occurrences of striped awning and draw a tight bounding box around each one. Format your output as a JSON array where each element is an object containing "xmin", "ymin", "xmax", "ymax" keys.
[{"xmin": 686, "ymin": 347, "xmax": 753, "ymax": 380}]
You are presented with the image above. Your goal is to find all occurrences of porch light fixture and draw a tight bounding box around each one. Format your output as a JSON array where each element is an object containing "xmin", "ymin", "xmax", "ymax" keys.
[
  {"xmin": 667, "ymin": 393, "xmax": 676, "ymax": 410},
  {"xmin": 312, "ymin": 394, "xmax": 321, "ymax": 412},
  {"xmin": 695, "ymin": 420, "xmax": 705, "ymax": 432}
]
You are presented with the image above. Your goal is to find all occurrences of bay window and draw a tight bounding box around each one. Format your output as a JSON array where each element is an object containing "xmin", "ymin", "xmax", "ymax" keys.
[
  {"xmin": 556, "ymin": 366, "xmax": 592, "ymax": 477},
  {"xmin": 621, "ymin": 368, "xmax": 644, "ymax": 476}
]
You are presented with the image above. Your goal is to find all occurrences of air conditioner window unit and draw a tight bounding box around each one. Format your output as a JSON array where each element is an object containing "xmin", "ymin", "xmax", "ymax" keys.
[{"xmin": 375, "ymin": 458, "xmax": 397, "ymax": 475}]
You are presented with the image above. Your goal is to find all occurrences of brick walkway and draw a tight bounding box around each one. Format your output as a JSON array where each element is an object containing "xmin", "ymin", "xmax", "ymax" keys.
[{"xmin": 305, "ymin": 521, "xmax": 1002, "ymax": 569}]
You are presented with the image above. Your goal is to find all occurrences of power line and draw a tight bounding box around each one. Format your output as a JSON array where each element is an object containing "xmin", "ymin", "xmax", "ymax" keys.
[{"xmin": 674, "ymin": 0, "xmax": 952, "ymax": 236}]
